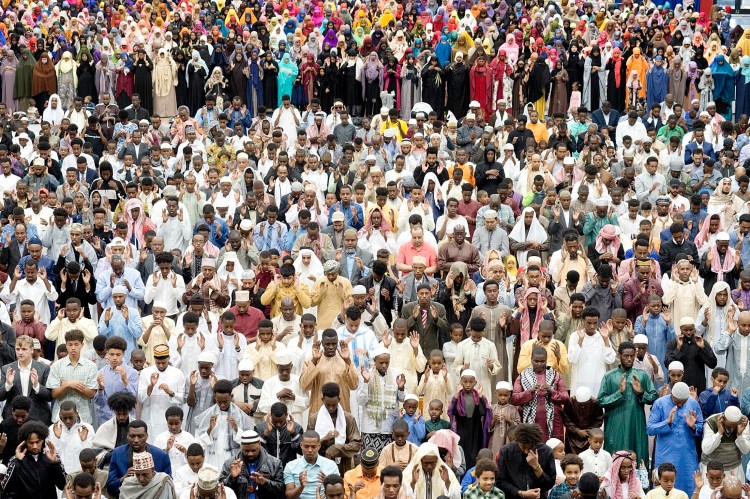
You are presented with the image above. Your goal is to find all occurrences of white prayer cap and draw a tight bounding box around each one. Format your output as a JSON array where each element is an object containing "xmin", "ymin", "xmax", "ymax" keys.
[
  {"xmin": 546, "ymin": 438, "xmax": 563, "ymax": 450},
  {"xmin": 371, "ymin": 345, "xmax": 391, "ymax": 359},
  {"xmin": 110, "ymin": 237, "xmax": 126, "ymax": 248},
  {"xmin": 112, "ymin": 285, "xmax": 128, "ymax": 295},
  {"xmin": 132, "ymin": 452, "xmax": 155, "ymax": 471},
  {"xmin": 241, "ymin": 430, "xmax": 261, "ymax": 444},
  {"xmin": 469, "ymin": 101, "xmax": 481, "ymax": 108},
  {"xmin": 465, "ymin": 113, "xmax": 476, "ymax": 120},
  {"xmin": 238, "ymin": 359, "xmax": 255, "ymax": 372},
  {"xmin": 273, "ymin": 350, "xmax": 293, "ymax": 365},
  {"xmin": 595, "ymin": 197, "xmax": 609, "ymax": 207},
  {"xmin": 240, "ymin": 219, "xmax": 254, "ymax": 231},
  {"xmin": 152, "ymin": 301, "xmax": 169, "ymax": 311},
  {"xmin": 668, "ymin": 361, "xmax": 684, "ymax": 372},
  {"xmin": 352, "ymin": 285, "xmax": 367, "ymax": 295},
  {"xmin": 672, "ymin": 382, "xmax": 690, "ymax": 400},
  {"xmin": 197, "ymin": 466, "xmax": 221, "ymax": 491},
  {"xmin": 242, "ymin": 269, "xmax": 256, "ymax": 280},
  {"xmin": 717, "ymin": 232, "xmax": 731, "ymax": 242},
  {"xmin": 201, "ymin": 258, "xmax": 217, "ymax": 268},
  {"xmin": 219, "ymin": 177, "xmax": 233, "ymax": 184},
  {"xmin": 725, "ymin": 406, "xmax": 743, "ymax": 423},
  {"xmin": 679, "ymin": 317, "xmax": 696, "ymax": 327},
  {"xmin": 461, "ymin": 369, "xmax": 477, "ymax": 379},
  {"xmin": 496, "ymin": 381, "xmax": 512, "ymax": 391},
  {"xmin": 197, "ymin": 351, "xmax": 217, "ymax": 364},
  {"xmin": 633, "ymin": 334, "xmax": 649, "ymax": 345},
  {"xmin": 0, "ymin": 463, "xmax": 7, "ymax": 474},
  {"xmin": 404, "ymin": 394, "xmax": 419, "ymax": 402},
  {"xmin": 503, "ymin": 143, "xmax": 514, "ymax": 151},
  {"xmin": 575, "ymin": 386, "xmax": 592, "ymax": 403},
  {"xmin": 365, "ymin": 154, "xmax": 377, "ymax": 162},
  {"xmin": 214, "ymin": 198, "xmax": 230, "ymax": 209}
]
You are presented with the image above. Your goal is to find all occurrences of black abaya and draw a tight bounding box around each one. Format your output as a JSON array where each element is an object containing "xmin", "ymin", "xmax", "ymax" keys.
[
  {"xmin": 606, "ymin": 58, "xmax": 627, "ymax": 113},
  {"xmin": 230, "ymin": 64, "xmax": 248, "ymax": 104},
  {"xmin": 133, "ymin": 58, "xmax": 154, "ymax": 113},
  {"xmin": 262, "ymin": 60, "xmax": 279, "ymax": 110},
  {"xmin": 421, "ymin": 64, "xmax": 447, "ymax": 119},
  {"xmin": 175, "ymin": 61, "xmax": 189, "ymax": 110},
  {"xmin": 318, "ymin": 65, "xmax": 338, "ymax": 113},
  {"xmin": 187, "ymin": 65, "xmax": 207, "ymax": 114},
  {"xmin": 77, "ymin": 61, "xmax": 97, "ymax": 104},
  {"xmin": 446, "ymin": 61, "xmax": 470, "ymax": 119}
]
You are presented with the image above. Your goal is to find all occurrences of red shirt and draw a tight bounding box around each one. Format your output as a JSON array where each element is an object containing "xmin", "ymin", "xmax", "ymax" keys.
[
  {"xmin": 224, "ymin": 305, "xmax": 265, "ymax": 340},
  {"xmin": 457, "ymin": 199, "xmax": 482, "ymax": 238}
]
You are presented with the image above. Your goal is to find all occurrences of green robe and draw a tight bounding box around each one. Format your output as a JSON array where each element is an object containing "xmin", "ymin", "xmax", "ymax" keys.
[{"xmin": 597, "ymin": 367, "xmax": 658, "ymax": 466}]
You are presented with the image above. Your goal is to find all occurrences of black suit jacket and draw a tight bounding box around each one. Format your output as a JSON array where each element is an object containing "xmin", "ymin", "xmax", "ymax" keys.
[
  {"xmin": 592, "ymin": 109, "xmax": 621, "ymax": 130},
  {"xmin": 356, "ymin": 274, "xmax": 398, "ymax": 326},
  {"xmin": 547, "ymin": 210, "xmax": 584, "ymax": 253},
  {"xmin": 54, "ymin": 258, "xmax": 97, "ymax": 318},
  {"xmin": 0, "ymin": 360, "xmax": 53, "ymax": 424},
  {"xmin": 0, "ymin": 240, "xmax": 29, "ymax": 274}
]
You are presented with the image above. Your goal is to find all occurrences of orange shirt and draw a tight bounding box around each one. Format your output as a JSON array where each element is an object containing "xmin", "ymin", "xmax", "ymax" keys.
[
  {"xmin": 526, "ymin": 121, "xmax": 549, "ymax": 144},
  {"xmin": 344, "ymin": 466, "xmax": 383, "ymax": 499}
]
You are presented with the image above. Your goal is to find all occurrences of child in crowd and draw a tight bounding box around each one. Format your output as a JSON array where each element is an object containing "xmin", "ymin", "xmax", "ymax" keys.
[
  {"xmin": 379, "ymin": 419, "xmax": 419, "ymax": 469},
  {"xmin": 48, "ymin": 400, "xmax": 95, "ymax": 474},
  {"xmin": 547, "ymin": 438, "xmax": 566, "ymax": 484},
  {"xmin": 174, "ymin": 443, "xmax": 206, "ymax": 498},
  {"xmin": 417, "ymin": 350, "xmax": 454, "ymax": 421},
  {"xmin": 154, "ymin": 406, "xmax": 196, "ymax": 471},
  {"xmin": 460, "ymin": 448, "xmax": 495, "ymax": 494},
  {"xmin": 400, "ymin": 394, "xmax": 426, "ymax": 445},
  {"xmin": 633, "ymin": 334, "xmax": 665, "ymax": 388},
  {"xmin": 425, "ymin": 400, "xmax": 451, "ymax": 440},
  {"xmin": 579, "ymin": 428, "xmax": 612, "ymax": 478},
  {"xmin": 442, "ymin": 324, "xmax": 464, "ymax": 387},
  {"xmin": 462, "ymin": 459, "xmax": 504, "ymax": 499},
  {"xmin": 561, "ymin": 386, "xmax": 604, "ymax": 454},
  {"xmin": 452, "ymin": 318, "xmax": 502, "ymax": 396},
  {"xmin": 449, "ymin": 369, "xmax": 492, "ymax": 470},
  {"xmin": 660, "ymin": 361, "xmax": 685, "ymax": 397},
  {"xmin": 696, "ymin": 460, "xmax": 725, "ymax": 499},
  {"xmin": 490, "ymin": 381, "xmax": 520, "ymax": 455},
  {"xmin": 84, "ymin": 335, "xmax": 109, "ymax": 370},
  {"xmin": 548, "ymin": 454, "xmax": 584, "ymax": 499},
  {"xmin": 647, "ymin": 463, "xmax": 688, "ymax": 499},
  {"xmin": 698, "ymin": 367, "xmax": 739, "ymax": 418},
  {"xmin": 602, "ymin": 450, "xmax": 646, "ymax": 499}
]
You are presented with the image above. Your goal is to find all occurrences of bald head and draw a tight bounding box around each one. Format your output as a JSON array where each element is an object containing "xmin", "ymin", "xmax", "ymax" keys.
[{"xmin": 722, "ymin": 477, "xmax": 743, "ymax": 499}]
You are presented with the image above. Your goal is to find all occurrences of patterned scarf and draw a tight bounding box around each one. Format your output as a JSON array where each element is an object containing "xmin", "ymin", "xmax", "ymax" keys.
[
  {"xmin": 519, "ymin": 366, "xmax": 557, "ymax": 436},
  {"xmin": 366, "ymin": 367, "xmax": 399, "ymax": 424}
]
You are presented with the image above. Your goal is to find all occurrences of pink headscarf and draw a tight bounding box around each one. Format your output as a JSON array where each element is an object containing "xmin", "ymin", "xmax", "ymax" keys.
[
  {"xmin": 519, "ymin": 287, "xmax": 547, "ymax": 343},
  {"xmin": 695, "ymin": 215, "xmax": 722, "ymax": 248},
  {"xmin": 595, "ymin": 224, "xmax": 621, "ymax": 255},
  {"xmin": 123, "ymin": 198, "xmax": 153, "ymax": 248},
  {"xmin": 602, "ymin": 451, "xmax": 641, "ymax": 499}
]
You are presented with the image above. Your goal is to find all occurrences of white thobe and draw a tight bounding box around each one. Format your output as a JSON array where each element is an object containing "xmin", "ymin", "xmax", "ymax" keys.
[
  {"xmin": 214, "ymin": 333, "xmax": 247, "ymax": 380},
  {"xmin": 167, "ymin": 332, "xmax": 220, "ymax": 379},
  {"xmin": 144, "ymin": 273, "xmax": 187, "ymax": 316},
  {"xmin": 568, "ymin": 332, "xmax": 616, "ymax": 394},
  {"xmin": 154, "ymin": 430, "xmax": 197, "ymax": 471},
  {"xmin": 257, "ymin": 375, "xmax": 308, "ymax": 422},
  {"xmin": 2, "ymin": 278, "xmax": 58, "ymax": 324},
  {"xmin": 138, "ymin": 365, "xmax": 186, "ymax": 443},
  {"xmin": 47, "ymin": 421, "xmax": 95, "ymax": 473},
  {"xmin": 451, "ymin": 338, "xmax": 502, "ymax": 396},
  {"xmin": 383, "ymin": 340, "xmax": 427, "ymax": 394}
]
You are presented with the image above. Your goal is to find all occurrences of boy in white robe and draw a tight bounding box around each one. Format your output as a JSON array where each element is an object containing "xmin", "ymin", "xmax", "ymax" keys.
[
  {"xmin": 138, "ymin": 344, "xmax": 187, "ymax": 443},
  {"xmin": 48, "ymin": 400, "xmax": 95, "ymax": 473},
  {"xmin": 185, "ymin": 351, "xmax": 223, "ymax": 434},
  {"xmin": 173, "ymin": 443, "xmax": 205, "ymax": 498},
  {"xmin": 194, "ymin": 379, "xmax": 254, "ymax": 469},
  {"xmin": 214, "ymin": 312, "xmax": 247, "ymax": 380},
  {"xmin": 168, "ymin": 311, "xmax": 219, "ymax": 379},
  {"xmin": 380, "ymin": 319, "xmax": 427, "ymax": 394},
  {"xmin": 154, "ymin": 406, "xmax": 197, "ymax": 472}
]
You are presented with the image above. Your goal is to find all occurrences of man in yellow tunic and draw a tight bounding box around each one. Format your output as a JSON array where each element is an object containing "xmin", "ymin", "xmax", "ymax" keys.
[
  {"xmin": 310, "ymin": 260, "xmax": 353, "ymax": 331},
  {"xmin": 260, "ymin": 263, "xmax": 312, "ymax": 317}
]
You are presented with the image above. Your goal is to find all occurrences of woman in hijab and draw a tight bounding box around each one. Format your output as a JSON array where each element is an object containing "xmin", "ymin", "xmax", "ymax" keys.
[
  {"xmin": 528, "ymin": 53, "xmax": 551, "ymax": 117},
  {"xmin": 422, "ymin": 55, "xmax": 447, "ymax": 119},
  {"xmin": 132, "ymin": 49, "xmax": 154, "ymax": 114},
  {"xmin": 0, "ymin": 49, "xmax": 17, "ymax": 112},
  {"xmin": 218, "ymin": 251, "xmax": 244, "ymax": 295},
  {"xmin": 300, "ymin": 52, "xmax": 319, "ymax": 107},
  {"xmin": 710, "ymin": 54, "xmax": 736, "ymax": 120},
  {"xmin": 152, "ymin": 49, "xmax": 178, "ymax": 118},
  {"xmin": 605, "ymin": 47, "xmax": 626, "ymax": 112},
  {"xmin": 491, "ymin": 49, "xmax": 513, "ymax": 105},
  {"xmin": 55, "ymin": 51, "xmax": 77, "ymax": 109},
  {"xmin": 277, "ymin": 52, "xmax": 298, "ymax": 105},
  {"xmin": 244, "ymin": 49, "xmax": 263, "ymax": 116},
  {"xmin": 646, "ymin": 56, "xmax": 669, "ymax": 111},
  {"xmin": 13, "ymin": 48, "xmax": 34, "ymax": 111},
  {"xmin": 583, "ymin": 46, "xmax": 606, "ymax": 112},
  {"xmin": 76, "ymin": 47, "xmax": 96, "ymax": 105},
  {"xmin": 549, "ymin": 59, "xmax": 569, "ymax": 116},
  {"xmin": 229, "ymin": 49, "xmax": 248, "ymax": 105},
  {"xmin": 708, "ymin": 178, "xmax": 742, "ymax": 231},
  {"xmin": 360, "ymin": 51, "xmax": 383, "ymax": 117},
  {"xmin": 172, "ymin": 49, "xmax": 189, "ymax": 111},
  {"xmin": 401, "ymin": 52, "xmax": 422, "ymax": 119},
  {"xmin": 114, "ymin": 52, "xmax": 134, "ymax": 109},
  {"xmin": 31, "ymin": 51, "xmax": 57, "ymax": 111},
  {"xmin": 626, "ymin": 47, "xmax": 648, "ymax": 104},
  {"xmin": 261, "ymin": 50, "xmax": 279, "ymax": 110},
  {"xmin": 382, "ymin": 56, "xmax": 401, "ymax": 112},
  {"xmin": 402, "ymin": 443, "xmax": 462, "ymax": 499},
  {"xmin": 509, "ymin": 208, "xmax": 548, "ymax": 267},
  {"xmin": 42, "ymin": 93, "xmax": 64, "ymax": 127},
  {"xmin": 293, "ymin": 248, "xmax": 323, "ymax": 314},
  {"xmin": 185, "ymin": 50, "xmax": 209, "ymax": 114},
  {"xmin": 446, "ymin": 52, "xmax": 470, "ymax": 119},
  {"xmin": 206, "ymin": 67, "xmax": 229, "ymax": 109},
  {"xmin": 735, "ymin": 56, "xmax": 750, "ymax": 119}
]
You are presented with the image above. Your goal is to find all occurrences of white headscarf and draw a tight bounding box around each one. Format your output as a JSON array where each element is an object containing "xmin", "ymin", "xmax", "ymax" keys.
[
  {"xmin": 42, "ymin": 94, "xmax": 65, "ymax": 125},
  {"xmin": 402, "ymin": 443, "xmax": 460, "ymax": 498},
  {"xmin": 294, "ymin": 248, "xmax": 324, "ymax": 283},
  {"xmin": 698, "ymin": 281, "xmax": 738, "ymax": 344},
  {"xmin": 508, "ymin": 207, "xmax": 547, "ymax": 266},
  {"xmin": 218, "ymin": 251, "xmax": 244, "ymax": 292}
]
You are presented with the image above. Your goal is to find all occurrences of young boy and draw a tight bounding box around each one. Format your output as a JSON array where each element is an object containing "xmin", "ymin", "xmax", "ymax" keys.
[
  {"xmin": 452, "ymin": 318, "xmax": 502, "ymax": 396},
  {"xmin": 169, "ymin": 311, "xmax": 218, "ymax": 379},
  {"xmin": 48, "ymin": 400, "xmax": 95, "ymax": 473},
  {"xmin": 185, "ymin": 351, "xmax": 222, "ymax": 433},
  {"xmin": 463, "ymin": 459, "xmax": 504, "ymax": 499},
  {"xmin": 65, "ymin": 448, "xmax": 108, "ymax": 493},
  {"xmin": 695, "ymin": 460, "xmax": 724, "ymax": 499},
  {"xmin": 698, "ymin": 367, "xmax": 739, "ymax": 419},
  {"xmin": 416, "ymin": 350, "xmax": 453, "ymax": 420},
  {"xmin": 424, "ymin": 400, "xmax": 451, "ymax": 441},
  {"xmin": 174, "ymin": 443, "xmax": 206, "ymax": 498},
  {"xmin": 660, "ymin": 361, "xmax": 685, "ymax": 396},
  {"xmin": 243, "ymin": 319, "xmax": 287, "ymax": 381},
  {"xmin": 647, "ymin": 462, "xmax": 688, "ymax": 499},
  {"xmin": 382, "ymin": 319, "xmax": 427, "ymax": 394},
  {"xmin": 379, "ymin": 419, "xmax": 418, "ymax": 469},
  {"xmin": 633, "ymin": 334, "xmax": 665, "ymax": 388},
  {"xmin": 47, "ymin": 329, "xmax": 98, "ymax": 425},
  {"xmin": 561, "ymin": 387, "xmax": 604, "ymax": 454},
  {"xmin": 548, "ymin": 454, "xmax": 584, "ymax": 499},
  {"xmin": 0, "ymin": 396, "xmax": 32, "ymax": 463},
  {"xmin": 93, "ymin": 336, "xmax": 139, "ymax": 425},
  {"xmin": 460, "ymin": 448, "xmax": 495, "ymax": 494},
  {"xmin": 399, "ymin": 394, "xmax": 426, "ymax": 445},
  {"xmin": 547, "ymin": 438, "xmax": 566, "ymax": 483},
  {"xmin": 214, "ymin": 311, "xmax": 247, "ymax": 380},
  {"xmin": 608, "ymin": 309, "xmax": 634, "ymax": 365},
  {"xmin": 490, "ymin": 381, "xmax": 520, "ymax": 454},
  {"xmin": 579, "ymin": 428, "xmax": 612, "ymax": 478},
  {"xmin": 449, "ymin": 369, "xmax": 492, "ymax": 470},
  {"xmin": 442, "ymin": 324, "xmax": 464, "ymax": 388},
  {"xmin": 154, "ymin": 406, "xmax": 197, "ymax": 471},
  {"xmin": 84, "ymin": 335, "xmax": 109, "ymax": 370}
]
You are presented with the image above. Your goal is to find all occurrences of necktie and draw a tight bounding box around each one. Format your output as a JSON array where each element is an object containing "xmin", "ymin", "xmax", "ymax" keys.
[
  {"xmin": 243, "ymin": 383, "xmax": 249, "ymax": 403},
  {"xmin": 422, "ymin": 308, "xmax": 428, "ymax": 329}
]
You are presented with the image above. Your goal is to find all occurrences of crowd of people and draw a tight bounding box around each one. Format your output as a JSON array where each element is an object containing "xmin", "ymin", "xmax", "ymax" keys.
[{"xmin": 1, "ymin": 0, "xmax": 750, "ymax": 499}]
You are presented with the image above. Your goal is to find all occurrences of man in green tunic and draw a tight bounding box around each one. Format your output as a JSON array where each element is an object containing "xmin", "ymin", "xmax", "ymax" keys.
[{"xmin": 598, "ymin": 341, "xmax": 658, "ymax": 466}]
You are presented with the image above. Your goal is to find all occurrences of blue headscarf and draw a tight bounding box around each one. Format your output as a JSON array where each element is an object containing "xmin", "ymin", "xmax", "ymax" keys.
[
  {"xmin": 436, "ymin": 35, "xmax": 452, "ymax": 66},
  {"xmin": 710, "ymin": 55, "xmax": 736, "ymax": 103}
]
